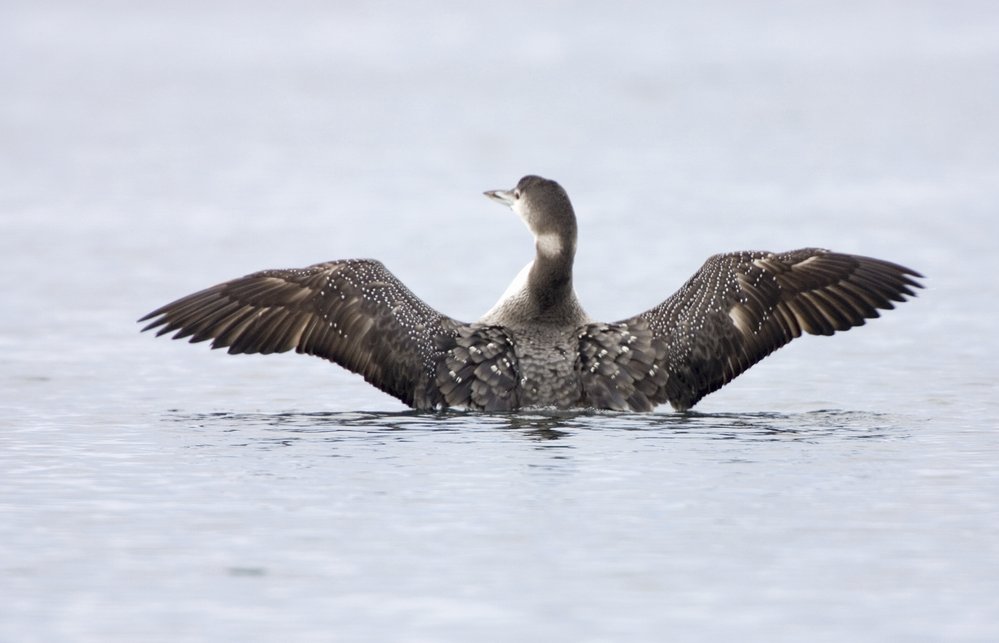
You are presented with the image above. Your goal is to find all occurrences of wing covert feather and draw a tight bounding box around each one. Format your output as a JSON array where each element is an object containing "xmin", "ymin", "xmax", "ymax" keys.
[
  {"xmin": 620, "ymin": 249, "xmax": 923, "ymax": 410},
  {"xmin": 140, "ymin": 259, "xmax": 461, "ymax": 408}
]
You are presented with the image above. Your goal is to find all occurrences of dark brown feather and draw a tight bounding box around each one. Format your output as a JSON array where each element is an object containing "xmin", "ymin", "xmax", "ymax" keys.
[
  {"xmin": 622, "ymin": 249, "xmax": 923, "ymax": 410},
  {"xmin": 140, "ymin": 259, "xmax": 466, "ymax": 409}
]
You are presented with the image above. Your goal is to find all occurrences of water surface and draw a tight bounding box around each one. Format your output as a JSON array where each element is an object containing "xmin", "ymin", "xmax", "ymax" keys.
[{"xmin": 2, "ymin": 1, "xmax": 998, "ymax": 641}]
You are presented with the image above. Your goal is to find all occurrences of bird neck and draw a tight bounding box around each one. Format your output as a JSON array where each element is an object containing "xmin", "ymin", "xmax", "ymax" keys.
[{"xmin": 526, "ymin": 232, "xmax": 579, "ymax": 321}]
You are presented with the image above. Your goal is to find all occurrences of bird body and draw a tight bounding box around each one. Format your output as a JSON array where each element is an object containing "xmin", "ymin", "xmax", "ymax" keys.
[{"xmin": 141, "ymin": 175, "xmax": 922, "ymax": 412}]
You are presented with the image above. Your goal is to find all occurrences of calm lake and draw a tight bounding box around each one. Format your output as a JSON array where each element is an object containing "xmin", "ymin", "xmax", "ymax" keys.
[{"xmin": 2, "ymin": 1, "xmax": 998, "ymax": 641}]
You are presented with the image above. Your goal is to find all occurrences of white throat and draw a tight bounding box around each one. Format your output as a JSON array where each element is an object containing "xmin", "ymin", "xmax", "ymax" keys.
[
  {"xmin": 536, "ymin": 232, "xmax": 563, "ymax": 256},
  {"xmin": 513, "ymin": 199, "xmax": 564, "ymax": 257}
]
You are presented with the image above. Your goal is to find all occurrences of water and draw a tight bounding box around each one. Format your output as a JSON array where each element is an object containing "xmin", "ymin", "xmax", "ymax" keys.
[{"xmin": 3, "ymin": 1, "xmax": 999, "ymax": 641}]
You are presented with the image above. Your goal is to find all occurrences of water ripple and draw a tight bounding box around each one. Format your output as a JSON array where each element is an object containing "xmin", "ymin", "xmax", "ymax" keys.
[{"xmin": 162, "ymin": 407, "xmax": 916, "ymax": 449}]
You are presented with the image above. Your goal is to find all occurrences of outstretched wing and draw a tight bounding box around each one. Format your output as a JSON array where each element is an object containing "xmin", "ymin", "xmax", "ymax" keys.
[
  {"xmin": 139, "ymin": 259, "xmax": 463, "ymax": 409},
  {"xmin": 619, "ymin": 248, "xmax": 923, "ymax": 411}
]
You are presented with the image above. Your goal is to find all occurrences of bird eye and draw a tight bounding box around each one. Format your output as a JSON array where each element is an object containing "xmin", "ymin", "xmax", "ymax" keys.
[{"xmin": 513, "ymin": 190, "xmax": 521, "ymax": 199}]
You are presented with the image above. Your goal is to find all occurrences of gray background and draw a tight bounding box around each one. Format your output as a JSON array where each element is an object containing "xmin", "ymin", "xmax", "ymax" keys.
[{"xmin": 2, "ymin": 1, "xmax": 998, "ymax": 641}]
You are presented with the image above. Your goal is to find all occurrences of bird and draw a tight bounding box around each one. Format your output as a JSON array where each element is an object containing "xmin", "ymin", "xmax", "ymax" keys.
[{"xmin": 139, "ymin": 174, "xmax": 923, "ymax": 412}]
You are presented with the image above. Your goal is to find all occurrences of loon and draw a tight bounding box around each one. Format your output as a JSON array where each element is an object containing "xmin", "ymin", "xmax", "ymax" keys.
[{"xmin": 140, "ymin": 175, "xmax": 923, "ymax": 412}]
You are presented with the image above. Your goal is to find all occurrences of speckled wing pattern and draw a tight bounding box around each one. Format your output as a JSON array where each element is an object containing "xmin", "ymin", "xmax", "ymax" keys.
[
  {"xmin": 140, "ymin": 259, "xmax": 471, "ymax": 409},
  {"xmin": 435, "ymin": 325, "xmax": 521, "ymax": 411},
  {"xmin": 576, "ymin": 322, "xmax": 669, "ymax": 411},
  {"xmin": 613, "ymin": 249, "xmax": 923, "ymax": 411}
]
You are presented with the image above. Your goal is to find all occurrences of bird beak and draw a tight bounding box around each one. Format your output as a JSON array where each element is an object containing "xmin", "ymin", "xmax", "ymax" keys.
[{"xmin": 484, "ymin": 189, "xmax": 516, "ymax": 206}]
